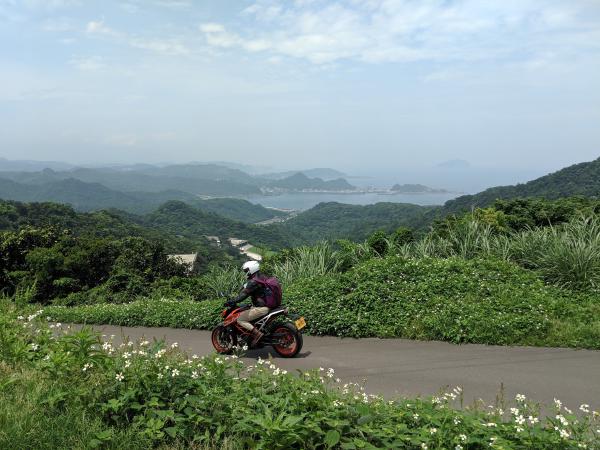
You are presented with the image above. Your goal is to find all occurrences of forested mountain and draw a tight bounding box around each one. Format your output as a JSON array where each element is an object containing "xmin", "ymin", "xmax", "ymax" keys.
[
  {"xmin": 0, "ymin": 167, "xmax": 261, "ymax": 196},
  {"xmin": 279, "ymin": 202, "xmax": 437, "ymax": 242},
  {"xmin": 133, "ymin": 201, "xmax": 300, "ymax": 249},
  {"xmin": 192, "ymin": 198, "xmax": 286, "ymax": 223},
  {"xmin": 269, "ymin": 173, "xmax": 355, "ymax": 191},
  {"xmin": 444, "ymin": 157, "xmax": 600, "ymax": 213},
  {"xmin": 0, "ymin": 176, "xmax": 286, "ymax": 221},
  {"xmin": 0, "ymin": 199, "xmax": 209, "ymax": 254}
]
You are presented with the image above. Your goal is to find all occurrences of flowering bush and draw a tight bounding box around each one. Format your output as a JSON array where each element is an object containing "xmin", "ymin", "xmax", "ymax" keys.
[
  {"xmin": 46, "ymin": 257, "xmax": 600, "ymax": 349},
  {"xmin": 2, "ymin": 302, "xmax": 600, "ymax": 449}
]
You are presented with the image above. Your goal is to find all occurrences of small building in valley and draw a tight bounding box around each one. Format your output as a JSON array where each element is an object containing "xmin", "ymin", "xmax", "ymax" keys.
[{"xmin": 168, "ymin": 253, "xmax": 199, "ymax": 275}]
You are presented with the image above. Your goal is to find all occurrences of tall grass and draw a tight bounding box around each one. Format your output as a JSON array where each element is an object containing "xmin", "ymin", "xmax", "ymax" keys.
[
  {"xmin": 272, "ymin": 242, "xmax": 341, "ymax": 286},
  {"xmin": 506, "ymin": 216, "xmax": 600, "ymax": 290},
  {"xmin": 394, "ymin": 214, "xmax": 600, "ymax": 291},
  {"xmin": 202, "ymin": 265, "xmax": 245, "ymax": 298}
]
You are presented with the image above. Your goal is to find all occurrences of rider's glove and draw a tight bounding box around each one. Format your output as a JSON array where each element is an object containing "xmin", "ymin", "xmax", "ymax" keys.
[{"xmin": 224, "ymin": 299, "xmax": 237, "ymax": 308}]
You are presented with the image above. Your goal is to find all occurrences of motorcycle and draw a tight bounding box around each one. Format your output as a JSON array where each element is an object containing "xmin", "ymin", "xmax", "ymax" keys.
[{"xmin": 211, "ymin": 303, "xmax": 306, "ymax": 358}]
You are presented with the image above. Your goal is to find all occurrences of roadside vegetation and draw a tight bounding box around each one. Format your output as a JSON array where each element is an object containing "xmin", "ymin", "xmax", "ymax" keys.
[
  {"xmin": 2, "ymin": 196, "xmax": 598, "ymax": 349},
  {"xmin": 2, "ymin": 305, "xmax": 599, "ymax": 449}
]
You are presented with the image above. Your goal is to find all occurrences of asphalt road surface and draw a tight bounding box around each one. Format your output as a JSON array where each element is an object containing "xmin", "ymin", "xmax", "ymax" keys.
[{"xmin": 73, "ymin": 324, "xmax": 600, "ymax": 411}]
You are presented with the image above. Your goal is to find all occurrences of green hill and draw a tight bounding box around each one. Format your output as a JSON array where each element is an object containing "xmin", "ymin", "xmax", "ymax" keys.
[
  {"xmin": 192, "ymin": 198, "xmax": 286, "ymax": 223},
  {"xmin": 0, "ymin": 167, "xmax": 261, "ymax": 196},
  {"xmin": 444, "ymin": 157, "xmax": 600, "ymax": 213},
  {"xmin": 270, "ymin": 173, "xmax": 355, "ymax": 191},
  {"xmin": 279, "ymin": 201, "xmax": 436, "ymax": 243},
  {"xmin": 134, "ymin": 201, "xmax": 300, "ymax": 249}
]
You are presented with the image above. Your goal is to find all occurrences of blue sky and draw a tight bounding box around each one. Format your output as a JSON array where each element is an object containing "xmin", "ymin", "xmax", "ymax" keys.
[{"xmin": 1, "ymin": 0, "xmax": 599, "ymax": 173}]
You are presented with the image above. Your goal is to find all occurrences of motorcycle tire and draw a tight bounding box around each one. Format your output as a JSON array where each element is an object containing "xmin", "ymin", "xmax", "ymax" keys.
[
  {"xmin": 211, "ymin": 325, "xmax": 236, "ymax": 354},
  {"xmin": 271, "ymin": 322, "xmax": 303, "ymax": 358}
]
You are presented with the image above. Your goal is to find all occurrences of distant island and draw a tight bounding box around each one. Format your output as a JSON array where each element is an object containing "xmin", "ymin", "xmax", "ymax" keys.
[{"xmin": 390, "ymin": 183, "xmax": 451, "ymax": 194}]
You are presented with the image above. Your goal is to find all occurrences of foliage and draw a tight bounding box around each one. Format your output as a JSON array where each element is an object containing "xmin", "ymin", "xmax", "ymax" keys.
[
  {"xmin": 3, "ymin": 306, "xmax": 600, "ymax": 449},
  {"xmin": 46, "ymin": 257, "xmax": 600, "ymax": 349},
  {"xmin": 265, "ymin": 242, "xmax": 341, "ymax": 286}
]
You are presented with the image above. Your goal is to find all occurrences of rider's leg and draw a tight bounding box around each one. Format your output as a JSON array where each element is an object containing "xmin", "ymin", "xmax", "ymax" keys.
[{"xmin": 237, "ymin": 307, "xmax": 269, "ymax": 345}]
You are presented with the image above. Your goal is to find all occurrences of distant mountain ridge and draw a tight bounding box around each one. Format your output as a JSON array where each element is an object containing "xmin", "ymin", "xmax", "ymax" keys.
[{"xmin": 443, "ymin": 157, "xmax": 600, "ymax": 213}]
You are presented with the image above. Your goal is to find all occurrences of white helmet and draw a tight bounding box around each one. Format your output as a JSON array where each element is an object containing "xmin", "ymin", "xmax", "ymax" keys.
[{"xmin": 242, "ymin": 260, "xmax": 260, "ymax": 277}]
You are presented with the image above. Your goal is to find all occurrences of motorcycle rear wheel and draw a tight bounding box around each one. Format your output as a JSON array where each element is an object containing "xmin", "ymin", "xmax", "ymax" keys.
[
  {"xmin": 211, "ymin": 325, "xmax": 236, "ymax": 354},
  {"xmin": 271, "ymin": 323, "xmax": 303, "ymax": 358}
]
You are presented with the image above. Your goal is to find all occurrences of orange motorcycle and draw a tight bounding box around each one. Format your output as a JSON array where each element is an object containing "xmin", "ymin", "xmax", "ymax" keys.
[{"xmin": 211, "ymin": 303, "xmax": 305, "ymax": 358}]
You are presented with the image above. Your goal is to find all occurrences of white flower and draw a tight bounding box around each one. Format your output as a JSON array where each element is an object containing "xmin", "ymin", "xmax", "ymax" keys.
[
  {"xmin": 30, "ymin": 343, "xmax": 39, "ymax": 351},
  {"xmin": 453, "ymin": 417, "xmax": 461, "ymax": 425},
  {"xmin": 140, "ymin": 340, "xmax": 150, "ymax": 347},
  {"xmin": 515, "ymin": 415, "xmax": 526, "ymax": 426},
  {"xmin": 515, "ymin": 393, "xmax": 526, "ymax": 402},
  {"xmin": 170, "ymin": 342, "xmax": 178, "ymax": 349},
  {"xmin": 529, "ymin": 416, "xmax": 539, "ymax": 425},
  {"xmin": 311, "ymin": 390, "xmax": 319, "ymax": 394},
  {"xmin": 191, "ymin": 371, "xmax": 199, "ymax": 379},
  {"xmin": 82, "ymin": 363, "xmax": 93, "ymax": 372},
  {"xmin": 124, "ymin": 361, "xmax": 131, "ymax": 368},
  {"xmin": 580, "ymin": 404, "xmax": 590, "ymax": 413},
  {"xmin": 484, "ymin": 423, "xmax": 497, "ymax": 428},
  {"xmin": 556, "ymin": 414, "xmax": 569, "ymax": 426},
  {"xmin": 413, "ymin": 413, "xmax": 419, "ymax": 420},
  {"xmin": 559, "ymin": 429, "xmax": 570, "ymax": 439},
  {"xmin": 157, "ymin": 373, "xmax": 163, "ymax": 379},
  {"xmin": 459, "ymin": 434, "xmax": 467, "ymax": 442},
  {"xmin": 421, "ymin": 444, "xmax": 428, "ymax": 450},
  {"xmin": 429, "ymin": 428, "xmax": 437, "ymax": 434},
  {"xmin": 554, "ymin": 398, "xmax": 563, "ymax": 409},
  {"xmin": 455, "ymin": 445, "xmax": 463, "ymax": 450},
  {"xmin": 516, "ymin": 426, "xmax": 524, "ymax": 433},
  {"xmin": 17, "ymin": 315, "xmax": 24, "ymax": 320},
  {"xmin": 242, "ymin": 345, "xmax": 248, "ymax": 351},
  {"xmin": 510, "ymin": 407, "xmax": 520, "ymax": 416},
  {"xmin": 115, "ymin": 373, "xmax": 124, "ymax": 382}
]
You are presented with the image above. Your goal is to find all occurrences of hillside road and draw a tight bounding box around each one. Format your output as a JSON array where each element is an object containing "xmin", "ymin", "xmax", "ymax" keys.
[{"xmin": 73, "ymin": 324, "xmax": 600, "ymax": 410}]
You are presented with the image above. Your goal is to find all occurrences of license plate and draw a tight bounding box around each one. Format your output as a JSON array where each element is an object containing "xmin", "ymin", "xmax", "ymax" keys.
[{"xmin": 294, "ymin": 317, "xmax": 306, "ymax": 330}]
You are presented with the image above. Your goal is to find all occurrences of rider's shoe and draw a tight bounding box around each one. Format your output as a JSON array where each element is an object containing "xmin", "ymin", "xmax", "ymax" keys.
[{"xmin": 250, "ymin": 327, "xmax": 263, "ymax": 346}]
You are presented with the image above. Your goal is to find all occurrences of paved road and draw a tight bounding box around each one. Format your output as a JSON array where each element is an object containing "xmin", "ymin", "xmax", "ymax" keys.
[{"xmin": 76, "ymin": 324, "xmax": 600, "ymax": 410}]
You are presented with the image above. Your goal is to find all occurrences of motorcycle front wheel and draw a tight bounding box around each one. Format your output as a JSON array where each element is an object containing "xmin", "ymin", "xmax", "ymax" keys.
[{"xmin": 211, "ymin": 325, "xmax": 237, "ymax": 354}]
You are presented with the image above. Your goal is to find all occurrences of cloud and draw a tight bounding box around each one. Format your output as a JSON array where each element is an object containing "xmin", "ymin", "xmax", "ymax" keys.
[
  {"xmin": 129, "ymin": 38, "xmax": 190, "ymax": 56},
  {"xmin": 199, "ymin": 0, "xmax": 600, "ymax": 65},
  {"xmin": 86, "ymin": 19, "xmax": 117, "ymax": 35},
  {"xmin": 68, "ymin": 56, "xmax": 106, "ymax": 71}
]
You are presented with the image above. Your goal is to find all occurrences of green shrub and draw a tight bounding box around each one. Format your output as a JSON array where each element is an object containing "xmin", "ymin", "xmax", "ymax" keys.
[{"xmin": 46, "ymin": 256, "xmax": 600, "ymax": 349}]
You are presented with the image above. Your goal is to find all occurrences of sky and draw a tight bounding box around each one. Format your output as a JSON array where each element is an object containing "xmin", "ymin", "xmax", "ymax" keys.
[{"xmin": 1, "ymin": 0, "xmax": 599, "ymax": 175}]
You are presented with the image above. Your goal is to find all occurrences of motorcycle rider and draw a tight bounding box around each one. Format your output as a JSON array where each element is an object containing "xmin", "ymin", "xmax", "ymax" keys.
[{"xmin": 226, "ymin": 260, "xmax": 270, "ymax": 346}]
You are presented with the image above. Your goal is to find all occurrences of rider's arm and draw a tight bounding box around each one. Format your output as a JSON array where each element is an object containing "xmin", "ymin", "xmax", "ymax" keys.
[{"xmin": 231, "ymin": 280, "xmax": 259, "ymax": 303}]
